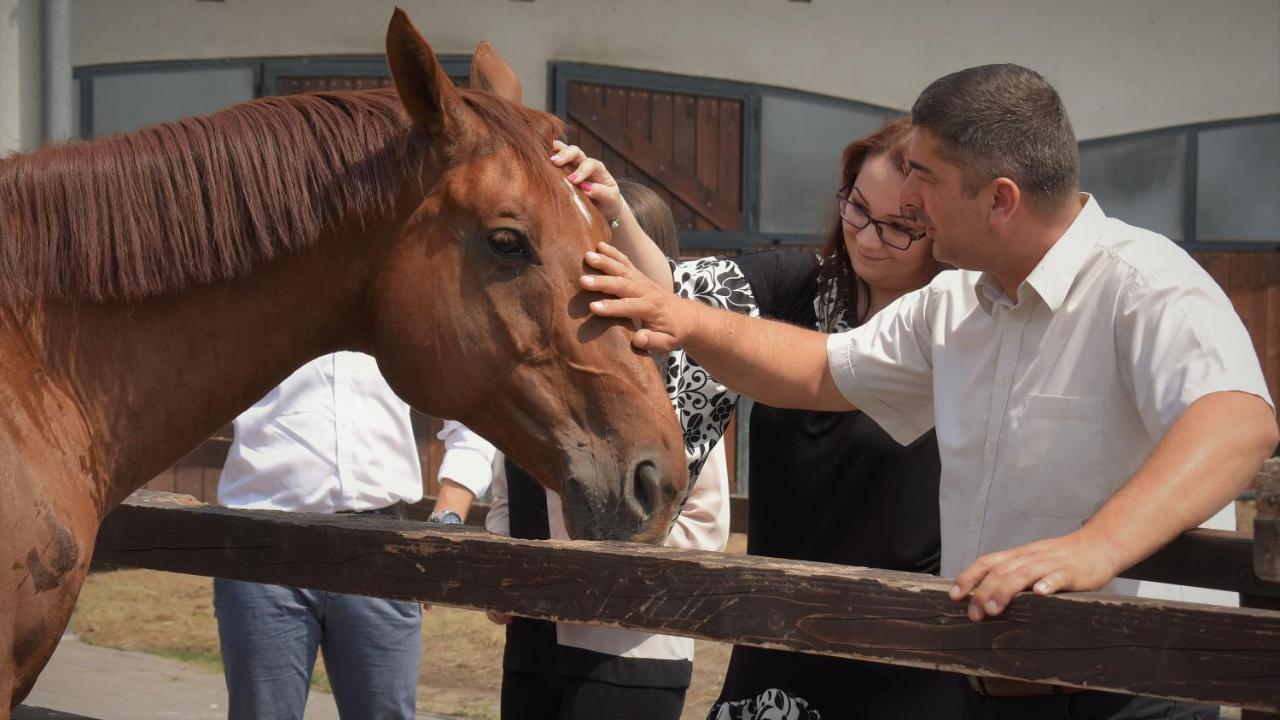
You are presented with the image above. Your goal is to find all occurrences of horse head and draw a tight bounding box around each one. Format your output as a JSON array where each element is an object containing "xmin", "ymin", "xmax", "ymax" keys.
[{"xmin": 367, "ymin": 10, "xmax": 688, "ymax": 543}]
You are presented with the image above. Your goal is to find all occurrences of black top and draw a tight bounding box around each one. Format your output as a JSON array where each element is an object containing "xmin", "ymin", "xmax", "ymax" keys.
[{"xmin": 710, "ymin": 251, "xmax": 962, "ymax": 720}]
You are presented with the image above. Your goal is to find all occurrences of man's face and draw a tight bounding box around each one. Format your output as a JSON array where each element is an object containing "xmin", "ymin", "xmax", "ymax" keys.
[{"xmin": 900, "ymin": 129, "xmax": 992, "ymax": 271}]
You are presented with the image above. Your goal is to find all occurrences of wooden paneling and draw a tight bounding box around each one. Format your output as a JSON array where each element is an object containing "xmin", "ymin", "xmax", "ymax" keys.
[{"xmin": 565, "ymin": 81, "xmax": 743, "ymax": 232}]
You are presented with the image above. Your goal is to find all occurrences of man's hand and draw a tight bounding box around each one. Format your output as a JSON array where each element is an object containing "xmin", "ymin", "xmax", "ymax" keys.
[
  {"xmin": 949, "ymin": 528, "xmax": 1119, "ymax": 621},
  {"xmin": 579, "ymin": 242, "xmax": 696, "ymax": 353}
]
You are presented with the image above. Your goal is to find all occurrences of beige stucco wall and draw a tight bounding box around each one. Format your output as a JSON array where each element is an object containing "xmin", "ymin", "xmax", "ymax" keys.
[
  {"xmin": 69, "ymin": 0, "xmax": 1280, "ymax": 141},
  {"xmin": 1, "ymin": 0, "xmax": 46, "ymax": 154}
]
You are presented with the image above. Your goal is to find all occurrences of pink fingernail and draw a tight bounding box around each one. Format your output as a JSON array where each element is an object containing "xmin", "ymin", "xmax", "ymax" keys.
[
  {"xmin": 581, "ymin": 181, "xmax": 594, "ymax": 191},
  {"xmin": 985, "ymin": 600, "xmax": 1000, "ymax": 614},
  {"xmin": 567, "ymin": 173, "xmax": 579, "ymax": 182},
  {"xmin": 549, "ymin": 154, "xmax": 560, "ymax": 161}
]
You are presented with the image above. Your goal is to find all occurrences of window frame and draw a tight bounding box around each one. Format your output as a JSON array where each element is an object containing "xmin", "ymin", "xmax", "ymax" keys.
[
  {"xmin": 1078, "ymin": 114, "xmax": 1280, "ymax": 252},
  {"xmin": 75, "ymin": 55, "xmax": 472, "ymax": 139}
]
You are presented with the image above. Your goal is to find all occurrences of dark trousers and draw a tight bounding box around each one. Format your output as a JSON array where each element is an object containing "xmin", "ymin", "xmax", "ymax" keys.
[
  {"xmin": 501, "ymin": 669, "xmax": 687, "ymax": 720},
  {"xmin": 961, "ymin": 683, "xmax": 1220, "ymax": 720}
]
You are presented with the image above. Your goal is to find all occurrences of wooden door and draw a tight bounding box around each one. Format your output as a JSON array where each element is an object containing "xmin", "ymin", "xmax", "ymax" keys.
[{"xmin": 564, "ymin": 81, "xmax": 744, "ymax": 237}]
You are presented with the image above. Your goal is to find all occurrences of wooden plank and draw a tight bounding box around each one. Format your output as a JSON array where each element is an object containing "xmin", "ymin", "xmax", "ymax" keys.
[
  {"xmin": 671, "ymin": 94, "xmax": 700, "ymax": 231},
  {"xmin": 1124, "ymin": 526, "xmax": 1280, "ymax": 598},
  {"xmin": 599, "ymin": 85, "xmax": 629, "ymax": 187},
  {"xmin": 94, "ymin": 491, "xmax": 1280, "ymax": 712},
  {"xmin": 1257, "ymin": 458, "xmax": 1280, "ymax": 582},
  {"xmin": 569, "ymin": 104, "xmax": 742, "ymax": 230},
  {"xmin": 647, "ymin": 91, "xmax": 682, "ymax": 230},
  {"xmin": 718, "ymin": 99, "xmax": 742, "ymax": 214},
  {"xmin": 428, "ymin": 488, "xmax": 1278, "ymax": 598},
  {"xmin": 694, "ymin": 97, "xmax": 720, "ymax": 231}
]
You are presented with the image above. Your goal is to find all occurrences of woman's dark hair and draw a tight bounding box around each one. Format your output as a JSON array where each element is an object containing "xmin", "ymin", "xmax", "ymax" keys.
[
  {"xmin": 817, "ymin": 116, "xmax": 915, "ymax": 331},
  {"xmin": 618, "ymin": 180, "xmax": 679, "ymax": 257}
]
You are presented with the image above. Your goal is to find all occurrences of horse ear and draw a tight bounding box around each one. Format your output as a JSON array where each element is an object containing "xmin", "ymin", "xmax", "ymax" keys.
[
  {"xmin": 470, "ymin": 41, "xmax": 523, "ymax": 105},
  {"xmin": 386, "ymin": 8, "xmax": 462, "ymax": 137}
]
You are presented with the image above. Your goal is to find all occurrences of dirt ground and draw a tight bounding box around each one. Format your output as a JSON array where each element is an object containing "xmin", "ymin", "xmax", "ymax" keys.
[{"xmin": 72, "ymin": 535, "xmax": 748, "ymax": 720}]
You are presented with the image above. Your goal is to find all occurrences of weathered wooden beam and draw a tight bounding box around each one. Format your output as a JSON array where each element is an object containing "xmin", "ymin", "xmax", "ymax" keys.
[
  {"xmin": 95, "ymin": 491, "xmax": 1280, "ymax": 711},
  {"xmin": 418, "ymin": 492, "xmax": 1278, "ymax": 599},
  {"xmin": 1256, "ymin": 458, "xmax": 1280, "ymax": 583}
]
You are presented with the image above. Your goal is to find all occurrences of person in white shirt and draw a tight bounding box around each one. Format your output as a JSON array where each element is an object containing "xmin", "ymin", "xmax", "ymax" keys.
[
  {"xmin": 214, "ymin": 351, "xmax": 495, "ymax": 720},
  {"xmin": 577, "ymin": 64, "xmax": 1278, "ymax": 720}
]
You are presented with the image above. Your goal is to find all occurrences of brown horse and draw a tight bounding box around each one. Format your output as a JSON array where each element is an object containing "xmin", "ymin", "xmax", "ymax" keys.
[{"xmin": 0, "ymin": 10, "xmax": 687, "ymax": 713}]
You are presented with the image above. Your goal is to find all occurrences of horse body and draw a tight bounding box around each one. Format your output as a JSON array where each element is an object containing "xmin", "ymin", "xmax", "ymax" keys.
[{"xmin": 0, "ymin": 11, "xmax": 687, "ymax": 713}]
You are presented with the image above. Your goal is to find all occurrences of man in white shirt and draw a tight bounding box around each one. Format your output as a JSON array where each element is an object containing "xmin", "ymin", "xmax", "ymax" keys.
[
  {"xmin": 214, "ymin": 351, "xmax": 495, "ymax": 720},
  {"xmin": 579, "ymin": 65, "xmax": 1277, "ymax": 720}
]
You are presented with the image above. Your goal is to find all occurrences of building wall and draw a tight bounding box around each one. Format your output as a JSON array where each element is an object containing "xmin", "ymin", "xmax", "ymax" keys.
[
  {"xmin": 1, "ymin": 0, "xmax": 46, "ymax": 154},
  {"xmin": 70, "ymin": 0, "xmax": 1280, "ymax": 141}
]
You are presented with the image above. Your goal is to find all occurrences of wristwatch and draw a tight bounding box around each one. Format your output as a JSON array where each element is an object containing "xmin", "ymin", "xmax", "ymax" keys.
[{"xmin": 428, "ymin": 510, "xmax": 464, "ymax": 525}]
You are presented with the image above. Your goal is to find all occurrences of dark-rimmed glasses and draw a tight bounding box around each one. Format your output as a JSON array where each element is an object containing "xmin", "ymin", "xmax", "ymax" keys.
[{"xmin": 836, "ymin": 187, "xmax": 924, "ymax": 251}]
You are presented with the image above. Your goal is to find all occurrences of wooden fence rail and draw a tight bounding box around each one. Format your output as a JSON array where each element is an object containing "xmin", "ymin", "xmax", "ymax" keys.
[{"xmin": 95, "ymin": 491, "xmax": 1280, "ymax": 712}]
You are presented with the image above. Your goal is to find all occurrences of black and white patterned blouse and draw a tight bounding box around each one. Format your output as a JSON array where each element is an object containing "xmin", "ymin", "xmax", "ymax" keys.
[
  {"xmin": 665, "ymin": 250, "xmax": 958, "ymax": 720},
  {"xmin": 664, "ymin": 253, "xmax": 849, "ymax": 488}
]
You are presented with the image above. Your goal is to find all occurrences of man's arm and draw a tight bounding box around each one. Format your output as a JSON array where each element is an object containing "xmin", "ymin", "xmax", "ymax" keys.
[
  {"xmin": 953, "ymin": 390, "xmax": 1278, "ymax": 621},
  {"xmin": 581, "ymin": 243, "xmax": 852, "ymax": 412}
]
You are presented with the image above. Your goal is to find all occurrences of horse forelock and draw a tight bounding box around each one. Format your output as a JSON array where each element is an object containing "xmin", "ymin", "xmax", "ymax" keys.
[
  {"xmin": 0, "ymin": 88, "xmax": 429, "ymax": 303},
  {"xmin": 455, "ymin": 90, "xmax": 567, "ymax": 193}
]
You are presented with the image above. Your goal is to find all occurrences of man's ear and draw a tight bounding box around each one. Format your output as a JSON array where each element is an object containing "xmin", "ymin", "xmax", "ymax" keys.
[
  {"xmin": 988, "ymin": 177, "xmax": 1021, "ymax": 227},
  {"xmin": 386, "ymin": 8, "xmax": 464, "ymax": 139},
  {"xmin": 470, "ymin": 41, "xmax": 523, "ymax": 105}
]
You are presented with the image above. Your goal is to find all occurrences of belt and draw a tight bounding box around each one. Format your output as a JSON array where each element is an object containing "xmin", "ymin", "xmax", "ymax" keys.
[
  {"xmin": 337, "ymin": 501, "xmax": 408, "ymax": 520},
  {"xmin": 967, "ymin": 676, "xmax": 1084, "ymax": 697}
]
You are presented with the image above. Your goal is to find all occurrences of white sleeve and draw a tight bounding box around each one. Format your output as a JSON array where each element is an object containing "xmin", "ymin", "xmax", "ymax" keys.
[
  {"xmin": 436, "ymin": 420, "xmax": 497, "ymax": 498},
  {"xmin": 665, "ymin": 439, "xmax": 731, "ymax": 552},
  {"xmin": 1118, "ymin": 264, "xmax": 1274, "ymax": 439},
  {"xmin": 826, "ymin": 283, "xmax": 938, "ymax": 445},
  {"xmin": 484, "ymin": 454, "xmax": 511, "ymax": 536}
]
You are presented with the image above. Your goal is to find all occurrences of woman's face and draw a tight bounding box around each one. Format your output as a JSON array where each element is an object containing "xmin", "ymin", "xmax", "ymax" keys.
[{"xmin": 841, "ymin": 153, "xmax": 937, "ymax": 295}]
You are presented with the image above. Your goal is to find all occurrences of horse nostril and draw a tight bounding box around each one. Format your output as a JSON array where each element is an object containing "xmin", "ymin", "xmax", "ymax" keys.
[{"xmin": 630, "ymin": 459, "xmax": 661, "ymax": 521}]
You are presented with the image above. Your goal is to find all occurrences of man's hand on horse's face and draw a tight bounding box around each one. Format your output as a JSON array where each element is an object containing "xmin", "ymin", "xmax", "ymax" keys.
[
  {"xmin": 579, "ymin": 242, "xmax": 685, "ymax": 353},
  {"xmin": 949, "ymin": 528, "xmax": 1119, "ymax": 621}
]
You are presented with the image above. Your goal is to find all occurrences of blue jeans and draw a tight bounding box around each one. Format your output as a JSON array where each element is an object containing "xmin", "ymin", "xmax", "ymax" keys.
[{"xmin": 213, "ymin": 578, "xmax": 422, "ymax": 720}]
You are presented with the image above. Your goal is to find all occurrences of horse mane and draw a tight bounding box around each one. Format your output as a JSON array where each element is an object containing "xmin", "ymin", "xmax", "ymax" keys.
[{"xmin": 0, "ymin": 86, "xmax": 564, "ymax": 302}]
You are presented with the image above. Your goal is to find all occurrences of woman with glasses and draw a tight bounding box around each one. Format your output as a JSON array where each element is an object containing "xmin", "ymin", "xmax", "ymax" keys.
[
  {"xmin": 691, "ymin": 116, "xmax": 959, "ymax": 720},
  {"xmin": 554, "ymin": 117, "xmax": 959, "ymax": 718}
]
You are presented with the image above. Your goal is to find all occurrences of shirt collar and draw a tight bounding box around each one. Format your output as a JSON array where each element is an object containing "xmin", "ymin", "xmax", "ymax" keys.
[{"xmin": 976, "ymin": 193, "xmax": 1105, "ymax": 314}]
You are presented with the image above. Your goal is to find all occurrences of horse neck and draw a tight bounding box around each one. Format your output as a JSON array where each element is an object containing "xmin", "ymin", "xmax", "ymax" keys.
[{"xmin": 23, "ymin": 229, "xmax": 378, "ymax": 517}]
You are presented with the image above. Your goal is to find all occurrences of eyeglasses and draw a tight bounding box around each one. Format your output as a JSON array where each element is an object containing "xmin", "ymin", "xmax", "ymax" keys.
[{"xmin": 836, "ymin": 187, "xmax": 924, "ymax": 251}]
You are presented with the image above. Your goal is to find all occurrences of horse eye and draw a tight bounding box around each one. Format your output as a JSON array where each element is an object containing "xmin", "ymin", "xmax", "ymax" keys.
[{"xmin": 486, "ymin": 229, "xmax": 530, "ymax": 262}]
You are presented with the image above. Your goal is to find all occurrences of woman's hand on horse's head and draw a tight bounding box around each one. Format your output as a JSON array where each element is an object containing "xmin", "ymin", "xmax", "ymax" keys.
[
  {"xmin": 550, "ymin": 140, "xmax": 624, "ymax": 223},
  {"xmin": 580, "ymin": 242, "xmax": 683, "ymax": 353}
]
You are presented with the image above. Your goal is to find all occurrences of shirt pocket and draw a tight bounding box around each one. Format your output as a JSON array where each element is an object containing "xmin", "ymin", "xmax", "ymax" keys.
[{"xmin": 1007, "ymin": 394, "xmax": 1103, "ymax": 518}]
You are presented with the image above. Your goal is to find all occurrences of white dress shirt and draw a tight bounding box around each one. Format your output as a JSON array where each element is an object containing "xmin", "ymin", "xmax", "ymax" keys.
[
  {"xmin": 826, "ymin": 195, "xmax": 1273, "ymax": 598},
  {"xmin": 219, "ymin": 352, "xmax": 495, "ymax": 513},
  {"xmin": 486, "ymin": 440, "xmax": 731, "ymax": 661}
]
